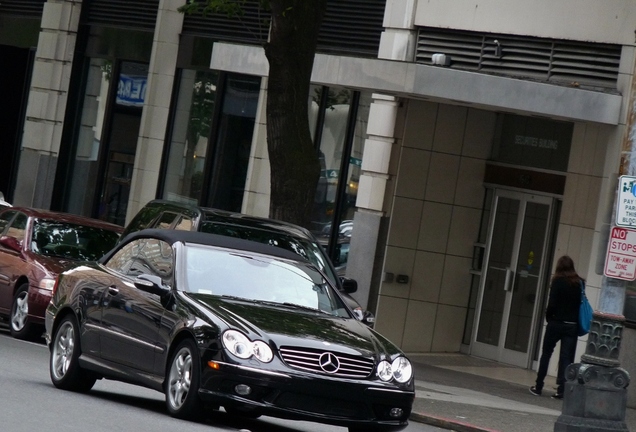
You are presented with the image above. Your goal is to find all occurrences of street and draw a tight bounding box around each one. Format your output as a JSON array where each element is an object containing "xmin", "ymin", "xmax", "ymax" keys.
[{"xmin": 0, "ymin": 329, "xmax": 443, "ymax": 432}]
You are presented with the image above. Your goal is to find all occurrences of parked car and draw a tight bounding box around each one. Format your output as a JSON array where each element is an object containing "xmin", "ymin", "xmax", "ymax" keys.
[
  {"xmin": 121, "ymin": 199, "xmax": 374, "ymax": 326},
  {"xmin": 0, "ymin": 207, "xmax": 122, "ymax": 340},
  {"xmin": 45, "ymin": 229, "xmax": 414, "ymax": 431}
]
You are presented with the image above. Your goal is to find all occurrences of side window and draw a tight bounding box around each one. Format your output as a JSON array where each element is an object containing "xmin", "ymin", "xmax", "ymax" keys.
[
  {"xmin": 174, "ymin": 215, "xmax": 193, "ymax": 231},
  {"xmin": 155, "ymin": 212, "xmax": 179, "ymax": 229},
  {"xmin": 0, "ymin": 210, "xmax": 17, "ymax": 234},
  {"xmin": 130, "ymin": 239, "xmax": 174, "ymax": 286},
  {"xmin": 6, "ymin": 213, "xmax": 28, "ymax": 242},
  {"xmin": 104, "ymin": 240, "xmax": 142, "ymax": 274}
]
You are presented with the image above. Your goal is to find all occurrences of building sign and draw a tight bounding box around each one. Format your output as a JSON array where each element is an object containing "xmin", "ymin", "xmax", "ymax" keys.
[
  {"xmin": 491, "ymin": 114, "xmax": 573, "ymax": 172},
  {"xmin": 616, "ymin": 176, "xmax": 636, "ymax": 227},
  {"xmin": 604, "ymin": 226, "xmax": 636, "ymax": 281},
  {"xmin": 116, "ymin": 74, "xmax": 147, "ymax": 106}
]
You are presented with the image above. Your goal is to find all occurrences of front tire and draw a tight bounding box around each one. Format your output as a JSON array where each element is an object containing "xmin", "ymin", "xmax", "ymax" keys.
[
  {"xmin": 49, "ymin": 315, "xmax": 96, "ymax": 392},
  {"xmin": 10, "ymin": 284, "xmax": 40, "ymax": 341},
  {"xmin": 165, "ymin": 339, "xmax": 203, "ymax": 420}
]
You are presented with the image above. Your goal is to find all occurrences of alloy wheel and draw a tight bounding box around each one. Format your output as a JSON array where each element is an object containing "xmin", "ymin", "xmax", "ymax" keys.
[
  {"xmin": 168, "ymin": 347, "xmax": 192, "ymax": 410},
  {"xmin": 11, "ymin": 291, "xmax": 28, "ymax": 332},
  {"xmin": 51, "ymin": 321, "xmax": 75, "ymax": 380}
]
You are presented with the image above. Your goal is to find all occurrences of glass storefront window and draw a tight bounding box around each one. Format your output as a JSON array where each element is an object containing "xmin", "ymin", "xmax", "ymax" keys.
[
  {"xmin": 66, "ymin": 58, "xmax": 112, "ymax": 217},
  {"xmin": 306, "ymin": 87, "xmax": 372, "ymax": 275},
  {"xmin": 310, "ymin": 87, "xmax": 352, "ymax": 235},
  {"xmin": 206, "ymin": 74, "xmax": 261, "ymax": 211},
  {"xmin": 162, "ymin": 69, "xmax": 219, "ymax": 205}
]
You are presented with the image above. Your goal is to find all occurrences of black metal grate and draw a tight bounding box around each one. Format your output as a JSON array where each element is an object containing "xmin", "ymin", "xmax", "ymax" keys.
[
  {"xmin": 181, "ymin": 1, "xmax": 269, "ymax": 44},
  {"xmin": 0, "ymin": 0, "xmax": 45, "ymax": 17},
  {"xmin": 279, "ymin": 346, "xmax": 375, "ymax": 378},
  {"xmin": 317, "ymin": 0, "xmax": 385, "ymax": 56},
  {"xmin": 416, "ymin": 27, "xmax": 621, "ymax": 90},
  {"xmin": 182, "ymin": 0, "xmax": 385, "ymax": 57},
  {"xmin": 85, "ymin": 0, "xmax": 159, "ymax": 30}
]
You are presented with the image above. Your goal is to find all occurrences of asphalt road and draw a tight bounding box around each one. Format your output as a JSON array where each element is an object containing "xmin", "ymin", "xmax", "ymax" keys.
[{"xmin": 0, "ymin": 329, "xmax": 443, "ymax": 432}]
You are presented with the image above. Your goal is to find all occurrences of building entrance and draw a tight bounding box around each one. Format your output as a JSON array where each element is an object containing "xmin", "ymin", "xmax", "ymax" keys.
[{"xmin": 471, "ymin": 189, "xmax": 557, "ymax": 368}]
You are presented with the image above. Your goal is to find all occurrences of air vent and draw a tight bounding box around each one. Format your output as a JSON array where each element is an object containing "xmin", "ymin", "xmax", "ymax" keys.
[
  {"xmin": 0, "ymin": 0, "xmax": 45, "ymax": 17},
  {"xmin": 183, "ymin": 0, "xmax": 385, "ymax": 57},
  {"xmin": 317, "ymin": 0, "xmax": 385, "ymax": 56},
  {"xmin": 417, "ymin": 27, "xmax": 621, "ymax": 90},
  {"xmin": 85, "ymin": 0, "xmax": 159, "ymax": 30},
  {"xmin": 181, "ymin": 1, "xmax": 269, "ymax": 44}
]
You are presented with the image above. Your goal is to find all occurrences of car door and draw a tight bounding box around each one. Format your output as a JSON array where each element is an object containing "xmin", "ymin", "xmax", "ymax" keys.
[
  {"xmin": 0, "ymin": 211, "xmax": 27, "ymax": 314},
  {"xmin": 100, "ymin": 238, "xmax": 174, "ymax": 373}
]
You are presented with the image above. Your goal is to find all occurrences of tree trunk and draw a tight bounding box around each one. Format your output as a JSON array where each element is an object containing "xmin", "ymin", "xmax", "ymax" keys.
[{"xmin": 264, "ymin": 0, "xmax": 327, "ymax": 226}]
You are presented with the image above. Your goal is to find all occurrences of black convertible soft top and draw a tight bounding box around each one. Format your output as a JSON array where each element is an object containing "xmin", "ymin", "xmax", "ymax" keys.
[{"xmin": 99, "ymin": 228, "xmax": 307, "ymax": 264}]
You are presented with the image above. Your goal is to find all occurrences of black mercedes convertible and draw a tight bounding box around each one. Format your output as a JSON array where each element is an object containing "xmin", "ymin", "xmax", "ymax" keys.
[{"xmin": 44, "ymin": 229, "xmax": 414, "ymax": 431}]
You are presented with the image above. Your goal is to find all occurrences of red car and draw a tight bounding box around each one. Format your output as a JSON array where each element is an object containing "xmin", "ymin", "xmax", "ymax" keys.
[{"xmin": 0, "ymin": 207, "xmax": 122, "ymax": 340}]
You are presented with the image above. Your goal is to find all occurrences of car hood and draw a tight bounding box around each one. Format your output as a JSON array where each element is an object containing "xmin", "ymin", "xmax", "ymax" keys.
[
  {"xmin": 26, "ymin": 252, "xmax": 79, "ymax": 277},
  {"xmin": 188, "ymin": 294, "xmax": 401, "ymax": 359}
]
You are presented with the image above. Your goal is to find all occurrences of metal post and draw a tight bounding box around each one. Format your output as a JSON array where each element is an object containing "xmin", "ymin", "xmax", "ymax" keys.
[{"xmin": 554, "ymin": 62, "xmax": 636, "ymax": 432}]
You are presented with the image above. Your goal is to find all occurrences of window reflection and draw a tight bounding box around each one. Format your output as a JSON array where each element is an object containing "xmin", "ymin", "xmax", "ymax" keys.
[
  {"xmin": 307, "ymin": 87, "xmax": 371, "ymax": 275},
  {"xmin": 163, "ymin": 70, "xmax": 219, "ymax": 204},
  {"xmin": 66, "ymin": 58, "xmax": 111, "ymax": 217}
]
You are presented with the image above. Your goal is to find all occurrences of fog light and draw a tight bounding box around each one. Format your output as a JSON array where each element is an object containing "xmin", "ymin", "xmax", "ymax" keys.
[
  {"xmin": 235, "ymin": 384, "xmax": 252, "ymax": 396},
  {"xmin": 389, "ymin": 408, "xmax": 403, "ymax": 418}
]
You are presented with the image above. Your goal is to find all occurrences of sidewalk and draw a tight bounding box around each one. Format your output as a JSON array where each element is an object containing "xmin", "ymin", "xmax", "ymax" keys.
[{"xmin": 408, "ymin": 353, "xmax": 635, "ymax": 432}]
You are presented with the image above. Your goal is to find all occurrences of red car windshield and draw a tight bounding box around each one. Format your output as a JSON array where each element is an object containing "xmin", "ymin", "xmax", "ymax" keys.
[{"xmin": 31, "ymin": 219, "xmax": 120, "ymax": 261}]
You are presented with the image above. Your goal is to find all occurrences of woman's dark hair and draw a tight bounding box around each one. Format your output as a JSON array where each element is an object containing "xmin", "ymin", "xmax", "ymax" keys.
[{"xmin": 552, "ymin": 255, "xmax": 583, "ymax": 285}]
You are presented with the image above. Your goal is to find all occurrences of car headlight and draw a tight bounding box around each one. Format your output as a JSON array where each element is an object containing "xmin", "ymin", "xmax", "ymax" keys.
[
  {"xmin": 377, "ymin": 360, "xmax": 393, "ymax": 381},
  {"xmin": 391, "ymin": 356, "xmax": 413, "ymax": 383},
  {"xmin": 377, "ymin": 357, "xmax": 412, "ymax": 383},
  {"xmin": 222, "ymin": 330, "xmax": 273, "ymax": 363}
]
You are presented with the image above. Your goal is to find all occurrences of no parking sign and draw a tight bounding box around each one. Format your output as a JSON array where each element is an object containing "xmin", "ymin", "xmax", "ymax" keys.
[{"xmin": 604, "ymin": 226, "xmax": 636, "ymax": 280}]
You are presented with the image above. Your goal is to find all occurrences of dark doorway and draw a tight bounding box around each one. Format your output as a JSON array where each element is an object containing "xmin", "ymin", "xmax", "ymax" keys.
[{"xmin": 0, "ymin": 45, "xmax": 33, "ymax": 201}]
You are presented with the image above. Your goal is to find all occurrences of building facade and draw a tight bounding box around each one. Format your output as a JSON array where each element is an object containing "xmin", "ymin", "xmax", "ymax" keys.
[{"xmin": 4, "ymin": 0, "xmax": 636, "ymax": 404}]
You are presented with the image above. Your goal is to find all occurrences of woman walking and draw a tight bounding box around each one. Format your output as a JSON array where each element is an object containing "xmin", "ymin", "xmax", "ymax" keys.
[{"xmin": 529, "ymin": 255, "xmax": 582, "ymax": 399}]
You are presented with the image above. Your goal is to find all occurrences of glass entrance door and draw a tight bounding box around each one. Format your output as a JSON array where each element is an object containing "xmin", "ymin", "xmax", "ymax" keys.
[{"xmin": 471, "ymin": 190, "xmax": 554, "ymax": 367}]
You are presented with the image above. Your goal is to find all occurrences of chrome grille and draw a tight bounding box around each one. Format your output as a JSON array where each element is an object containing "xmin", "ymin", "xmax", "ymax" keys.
[{"xmin": 279, "ymin": 347, "xmax": 374, "ymax": 379}]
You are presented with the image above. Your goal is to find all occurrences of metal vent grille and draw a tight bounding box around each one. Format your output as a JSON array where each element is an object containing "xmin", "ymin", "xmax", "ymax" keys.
[
  {"xmin": 280, "ymin": 346, "xmax": 375, "ymax": 378},
  {"xmin": 182, "ymin": 0, "xmax": 385, "ymax": 56},
  {"xmin": 317, "ymin": 0, "xmax": 385, "ymax": 56},
  {"xmin": 85, "ymin": 0, "xmax": 159, "ymax": 30},
  {"xmin": 181, "ymin": 1, "xmax": 269, "ymax": 44},
  {"xmin": 416, "ymin": 27, "xmax": 621, "ymax": 89},
  {"xmin": 0, "ymin": 0, "xmax": 45, "ymax": 17}
]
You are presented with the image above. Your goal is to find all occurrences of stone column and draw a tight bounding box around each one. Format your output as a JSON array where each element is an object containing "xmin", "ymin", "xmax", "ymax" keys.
[
  {"xmin": 14, "ymin": 0, "xmax": 82, "ymax": 208},
  {"xmin": 347, "ymin": 94, "xmax": 400, "ymax": 310},
  {"xmin": 126, "ymin": 0, "xmax": 184, "ymax": 222},
  {"xmin": 554, "ymin": 46, "xmax": 636, "ymax": 432}
]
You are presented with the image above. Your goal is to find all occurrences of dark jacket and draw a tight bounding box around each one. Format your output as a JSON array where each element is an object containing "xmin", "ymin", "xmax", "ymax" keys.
[{"xmin": 545, "ymin": 277, "xmax": 581, "ymax": 323}]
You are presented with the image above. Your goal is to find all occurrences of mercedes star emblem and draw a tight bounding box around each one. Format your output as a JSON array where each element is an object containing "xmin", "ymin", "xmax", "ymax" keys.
[{"xmin": 319, "ymin": 352, "xmax": 340, "ymax": 373}]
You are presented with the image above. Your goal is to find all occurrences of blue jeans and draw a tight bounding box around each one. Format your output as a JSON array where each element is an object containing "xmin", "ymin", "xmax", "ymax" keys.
[{"xmin": 535, "ymin": 320, "xmax": 578, "ymax": 394}]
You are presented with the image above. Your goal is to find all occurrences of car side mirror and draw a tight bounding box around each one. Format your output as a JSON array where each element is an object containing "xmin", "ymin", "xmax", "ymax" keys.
[
  {"xmin": 363, "ymin": 310, "xmax": 375, "ymax": 327},
  {"xmin": 134, "ymin": 274, "xmax": 170, "ymax": 297},
  {"xmin": 340, "ymin": 277, "xmax": 357, "ymax": 294},
  {"xmin": 0, "ymin": 235, "xmax": 22, "ymax": 253}
]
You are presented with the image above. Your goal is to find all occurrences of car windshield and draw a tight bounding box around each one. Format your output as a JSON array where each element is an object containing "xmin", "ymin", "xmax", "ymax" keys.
[
  {"xmin": 184, "ymin": 244, "xmax": 349, "ymax": 318},
  {"xmin": 199, "ymin": 221, "xmax": 338, "ymax": 284},
  {"xmin": 31, "ymin": 219, "xmax": 121, "ymax": 261}
]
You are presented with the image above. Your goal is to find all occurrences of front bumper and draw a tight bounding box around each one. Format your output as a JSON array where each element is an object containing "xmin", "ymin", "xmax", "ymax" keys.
[{"xmin": 198, "ymin": 360, "xmax": 414, "ymax": 430}]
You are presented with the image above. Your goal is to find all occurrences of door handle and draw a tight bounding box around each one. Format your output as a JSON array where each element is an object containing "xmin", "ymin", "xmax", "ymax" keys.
[
  {"xmin": 504, "ymin": 267, "xmax": 514, "ymax": 292},
  {"xmin": 107, "ymin": 286, "xmax": 119, "ymax": 296}
]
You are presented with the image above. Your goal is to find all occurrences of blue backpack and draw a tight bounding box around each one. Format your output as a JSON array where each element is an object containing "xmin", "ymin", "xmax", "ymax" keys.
[{"xmin": 578, "ymin": 280, "xmax": 593, "ymax": 337}]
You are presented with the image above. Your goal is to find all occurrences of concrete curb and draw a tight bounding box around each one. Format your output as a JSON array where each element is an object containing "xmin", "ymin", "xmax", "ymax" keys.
[{"xmin": 410, "ymin": 413, "xmax": 501, "ymax": 432}]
